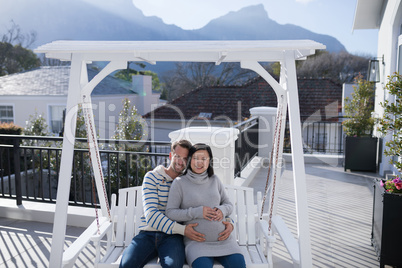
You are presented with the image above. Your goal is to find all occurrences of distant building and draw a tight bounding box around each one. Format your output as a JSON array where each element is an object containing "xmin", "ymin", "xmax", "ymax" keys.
[
  {"xmin": 144, "ymin": 76, "xmax": 342, "ymax": 142},
  {"xmin": 0, "ymin": 66, "xmax": 163, "ymax": 138}
]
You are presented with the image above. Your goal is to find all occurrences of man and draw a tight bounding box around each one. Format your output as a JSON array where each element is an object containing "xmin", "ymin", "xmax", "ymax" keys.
[{"xmin": 120, "ymin": 139, "xmax": 233, "ymax": 268}]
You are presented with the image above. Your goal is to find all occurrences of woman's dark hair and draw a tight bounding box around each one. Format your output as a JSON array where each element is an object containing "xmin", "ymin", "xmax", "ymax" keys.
[{"xmin": 184, "ymin": 143, "xmax": 214, "ymax": 177}]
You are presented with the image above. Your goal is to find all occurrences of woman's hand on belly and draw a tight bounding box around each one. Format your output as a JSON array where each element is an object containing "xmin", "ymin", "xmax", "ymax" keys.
[
  {"xmin": 203, "ymin": 206, "xmax": 216, "ymax": 221},
  {"xmin": 213, "ymin": 207, "xmax": 223, "ymax": 221},
  {"xmin": 203, "ymin": 206, "xmax": 223, "ymax": 221}
]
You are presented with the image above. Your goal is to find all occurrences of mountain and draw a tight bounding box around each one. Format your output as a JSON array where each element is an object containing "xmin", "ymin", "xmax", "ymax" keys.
[
  {"xmin": 0, "ymin": 0, "xmax": 346, "ymax": 73},
  {"xmin": 193, "ymin": 5, "xmax": 345, "ymax": 52},
  {"xmin": 0, "ymin": 0, "xmax": 190, "ymax": 46}
]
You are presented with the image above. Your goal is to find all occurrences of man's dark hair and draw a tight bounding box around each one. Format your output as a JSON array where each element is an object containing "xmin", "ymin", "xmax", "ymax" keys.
[
  {"xmin": 171, "ymin": 139, "xmax": 192, "ymax": 152},
  {"xmin": 185, "ymin": 143, "xmax": 214, "ymax": 177}
]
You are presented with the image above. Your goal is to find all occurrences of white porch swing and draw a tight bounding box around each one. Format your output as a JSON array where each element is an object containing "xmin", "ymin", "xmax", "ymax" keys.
[{"xmin": 34, "ymin": 40, "xmax": 325, "ymax": 268}]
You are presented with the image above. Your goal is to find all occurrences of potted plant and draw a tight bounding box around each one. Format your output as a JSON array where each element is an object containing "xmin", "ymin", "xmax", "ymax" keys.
[
  {"xmin": 377, "ymin": 72, "xmax": 402, "ymax": 172},
  {"xmin": 372, "ymin": 72, "xmax": 402, "ymax": 268},
  {"xmin": 342, "ymin": 74, "xmax": 377, "ymax": 172}
]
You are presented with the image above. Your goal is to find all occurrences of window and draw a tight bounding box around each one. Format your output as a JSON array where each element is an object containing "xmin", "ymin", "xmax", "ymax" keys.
[
  {"xmin": 197, "ymin": 112, "xmax": 212, "ymax": 119},
  {"xmin": 0, "ymin": 105, "xmax": 14, "ymax": 123},
  {"xmin": 49, "ymin": 106, "xmax": 65, "ymax": 134}
]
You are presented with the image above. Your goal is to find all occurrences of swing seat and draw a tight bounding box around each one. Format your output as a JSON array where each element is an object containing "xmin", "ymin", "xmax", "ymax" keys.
[{"xmin": 62, "ymin": 185, "xmax": 275, "ymax": 267}]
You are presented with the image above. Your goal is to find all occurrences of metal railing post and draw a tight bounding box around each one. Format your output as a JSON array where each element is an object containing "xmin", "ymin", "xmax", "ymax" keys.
[{"xmin": 13, "ymin": 138, "xmax": 22, "ymax": 205}]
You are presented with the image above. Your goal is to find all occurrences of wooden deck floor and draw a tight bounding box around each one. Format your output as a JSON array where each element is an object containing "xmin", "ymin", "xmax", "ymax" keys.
[{"xmin": 0, "ymin": 163, "xmax": 381, "ymax": 267}]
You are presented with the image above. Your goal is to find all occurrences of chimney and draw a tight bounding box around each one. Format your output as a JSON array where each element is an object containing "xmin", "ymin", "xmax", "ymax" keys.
[{"xmin": 132, "ymin": 75, "xmax": 152, "ymax": 115}]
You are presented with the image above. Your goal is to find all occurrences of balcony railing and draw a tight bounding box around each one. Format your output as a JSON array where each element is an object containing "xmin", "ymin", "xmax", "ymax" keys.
[
  {"xmin": 234, "ymin": 117, "xmax": 259, "ymax": 177},
  {"xmin": 0, "ymin": 135, "xmax": 170, "ymax": 207},
  {"xmin": 284, "ymin": 121, "xmax": 343, "ymax": 154},
  {"xmin": 0, "ymin": 120, "xmax": 343, "ymax": 206}
]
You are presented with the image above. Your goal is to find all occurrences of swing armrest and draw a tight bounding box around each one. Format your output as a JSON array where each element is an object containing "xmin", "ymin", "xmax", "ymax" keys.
[
  {"xmin": 271, "ymin": 215, "xmax": 300, "ymax": 264},
  {"xmin": 257, "ymin": 218, "xmax": 276, "ymax": 243},
  {"xmin": 62, "ymin": 217, "xmax": 110, "ymax": 267},
  {"xmin": 90, "ymin": 219, "xmax": 113, "ymax": 243}
]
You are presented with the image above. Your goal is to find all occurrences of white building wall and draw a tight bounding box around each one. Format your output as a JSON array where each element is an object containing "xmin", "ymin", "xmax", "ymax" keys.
[
  {"xmin": 3, "ymin": 95, "xmax": 135, "ymax": 138},
  {"xmin": 4, "ymin": 74, "xmax": 161, "ymax": 139},
  {"xmin": 1, "ymin": 95, "xmax": 66, "ymax": 129},
  {"xmin": 91, "ymin": 94, "xmax": 138, "ymax": 139},
  {"xmin": 375, "ymin": 0, "xmax": 402, "ymax": 175}
]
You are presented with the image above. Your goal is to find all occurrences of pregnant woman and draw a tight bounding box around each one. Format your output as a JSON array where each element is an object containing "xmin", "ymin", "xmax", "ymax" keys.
[{"xmin": 166, "ymin": 143, "xmax": 246, "ymax": 268}]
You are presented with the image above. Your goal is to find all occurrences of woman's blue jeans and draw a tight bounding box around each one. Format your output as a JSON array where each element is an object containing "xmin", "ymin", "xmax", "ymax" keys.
[
  {"xmin": 119, "ymin": 231, "xmax": 185, "ymax": 268},
  {"xmin": 192, "ymin": 253, "xmax": 246, "ymax": 268}
]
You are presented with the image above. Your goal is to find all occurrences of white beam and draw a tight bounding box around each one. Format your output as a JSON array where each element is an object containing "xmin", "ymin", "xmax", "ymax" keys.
[
  {"xmin": 240, "ymin": 60, "xmax": 286, "ymax": 96},
  {"xmin": 35, "ymin": 40, "xmax": 325, "ymax": 63},
  {"xmin": 49, "ymin": 54, "xmax": 83, "ymax": 268},
  {"xmin": 215, "ymin": 51, "xmax": 228, "ymax": 65},
  {"xmin": 283, "ymin": 50, "xmax": 313, "ymax": 267},
  {"xmin": 81, "ymin": 60, "xmax": 127, "ymax": 96}
]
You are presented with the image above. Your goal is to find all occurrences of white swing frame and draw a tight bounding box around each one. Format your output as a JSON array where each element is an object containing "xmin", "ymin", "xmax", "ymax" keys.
[{"xmin": 34, "ymin": 40, "xmax": 325, "ymax": 268}]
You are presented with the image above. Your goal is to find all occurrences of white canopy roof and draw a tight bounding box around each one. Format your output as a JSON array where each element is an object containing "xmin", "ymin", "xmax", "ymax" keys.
[{"xmin": 35, "ymin": 40, "xmax": 325, "ymax": 63}]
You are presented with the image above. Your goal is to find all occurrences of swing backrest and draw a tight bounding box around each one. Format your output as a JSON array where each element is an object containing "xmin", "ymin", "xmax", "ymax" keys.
[
  {"xmin": 114, "ymin": 186, "xmax": 143, "ymax": 247},
  {"xmin": 111, "ymin": 185, "xmax": 258, "ymax": 248},
  {"xmin": 225, "ymin": 185, "xmax": 257, "ymax": 246}
]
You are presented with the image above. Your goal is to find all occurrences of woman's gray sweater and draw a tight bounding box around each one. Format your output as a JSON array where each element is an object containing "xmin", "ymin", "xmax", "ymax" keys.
[{"xmin": 166, "ymin": 170, "xmax": 243, "ymax": 265}]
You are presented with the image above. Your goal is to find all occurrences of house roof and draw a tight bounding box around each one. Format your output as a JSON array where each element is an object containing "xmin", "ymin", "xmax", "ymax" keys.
[
  {"xmin": 0, "ymin": 66, "xmax": 134, "ymax": 96},
  {"xmin": 144, "ymin": 76, "xmax": 342, "ymax": 122}
]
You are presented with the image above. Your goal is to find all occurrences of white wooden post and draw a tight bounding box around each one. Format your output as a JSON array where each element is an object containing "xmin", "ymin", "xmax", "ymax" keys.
[
  {"xmin": 50, "ymin": 59, "xmax": 127, "ymax": 267},
  {"xmin": 283, "ymin": 50, "xmax": 313, "ymax": 267},
  {"xmin": 49, "ymin": 55, "xmax": 83, "ymax": 268},
  {"xmin": 241, "ymin": 59, "xmax": 312, "ymax": 267},
  {"xmin": 169, "ymin": 127, "xmax": 239, "ymax": 185}
]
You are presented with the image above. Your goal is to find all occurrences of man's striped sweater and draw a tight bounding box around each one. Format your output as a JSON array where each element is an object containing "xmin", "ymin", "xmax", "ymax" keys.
[{"xmin": 138, "ymin": 165, "xmax": 186, "ymax": 235}]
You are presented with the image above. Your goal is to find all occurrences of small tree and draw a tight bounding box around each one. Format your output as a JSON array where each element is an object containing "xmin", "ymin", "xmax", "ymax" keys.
[
  {"xmin": 343, "ymin": 74, "xmax": 375, "ymax": 137},
  {"xmin": 112, "ymin": 98, "xmax": 146, "ymax": 147},
  {"xmin": 22, "ymin": 111, "xmax": 56, "ymax": 198},
  {"xmin": 377, "ymin": 72, "xmax": 402, "ymax": 172},
  {"xmin": 23, "ymin": 110, "xmax": 55, "ymax": 169},
  {"xmin": 110, "ymin": 98, "xmax": 148, "ymax": 190},
  {"xmin": 24, "ymin": 110, "xmax": 49, "ymax": 136},
  {"xmin": 70, "ymin": 104, "xmax": 97, "ymax": 204}
]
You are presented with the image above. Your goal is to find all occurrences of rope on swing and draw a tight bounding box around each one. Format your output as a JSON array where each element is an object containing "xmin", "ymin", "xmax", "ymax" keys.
[
  {"xmin": 260, "ymin": 96, "xmax": 284, "ymax": 233},
  {"xmin": 82, "ymin": 100, "xmax": 112, "ymax": 234}
]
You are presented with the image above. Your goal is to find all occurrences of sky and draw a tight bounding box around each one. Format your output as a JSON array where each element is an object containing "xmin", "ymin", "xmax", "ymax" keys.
[{"xmin": 131, "ymin": 0, "xmax": 378, "ymax": 56}]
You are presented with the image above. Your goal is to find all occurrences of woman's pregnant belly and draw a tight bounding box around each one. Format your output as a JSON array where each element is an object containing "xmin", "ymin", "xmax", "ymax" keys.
[{"xmin": 190, "ymin": 219, "xmax": 226, "ymax": 242}]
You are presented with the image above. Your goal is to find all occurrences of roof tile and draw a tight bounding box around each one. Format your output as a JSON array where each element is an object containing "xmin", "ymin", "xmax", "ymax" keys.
[
  {"xmin": 0, "ymin": 66, "xmax": 134, "ymax": 96},
  {"xmin": 144, "ymin": 77, "xmax": 342, "ymax": 122}
]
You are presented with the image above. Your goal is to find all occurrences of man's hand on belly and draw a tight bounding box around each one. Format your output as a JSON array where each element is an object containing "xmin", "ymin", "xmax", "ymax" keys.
[{"xmin": 185, "ymin": 223, "xmax": 206, "ymax": 242}]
